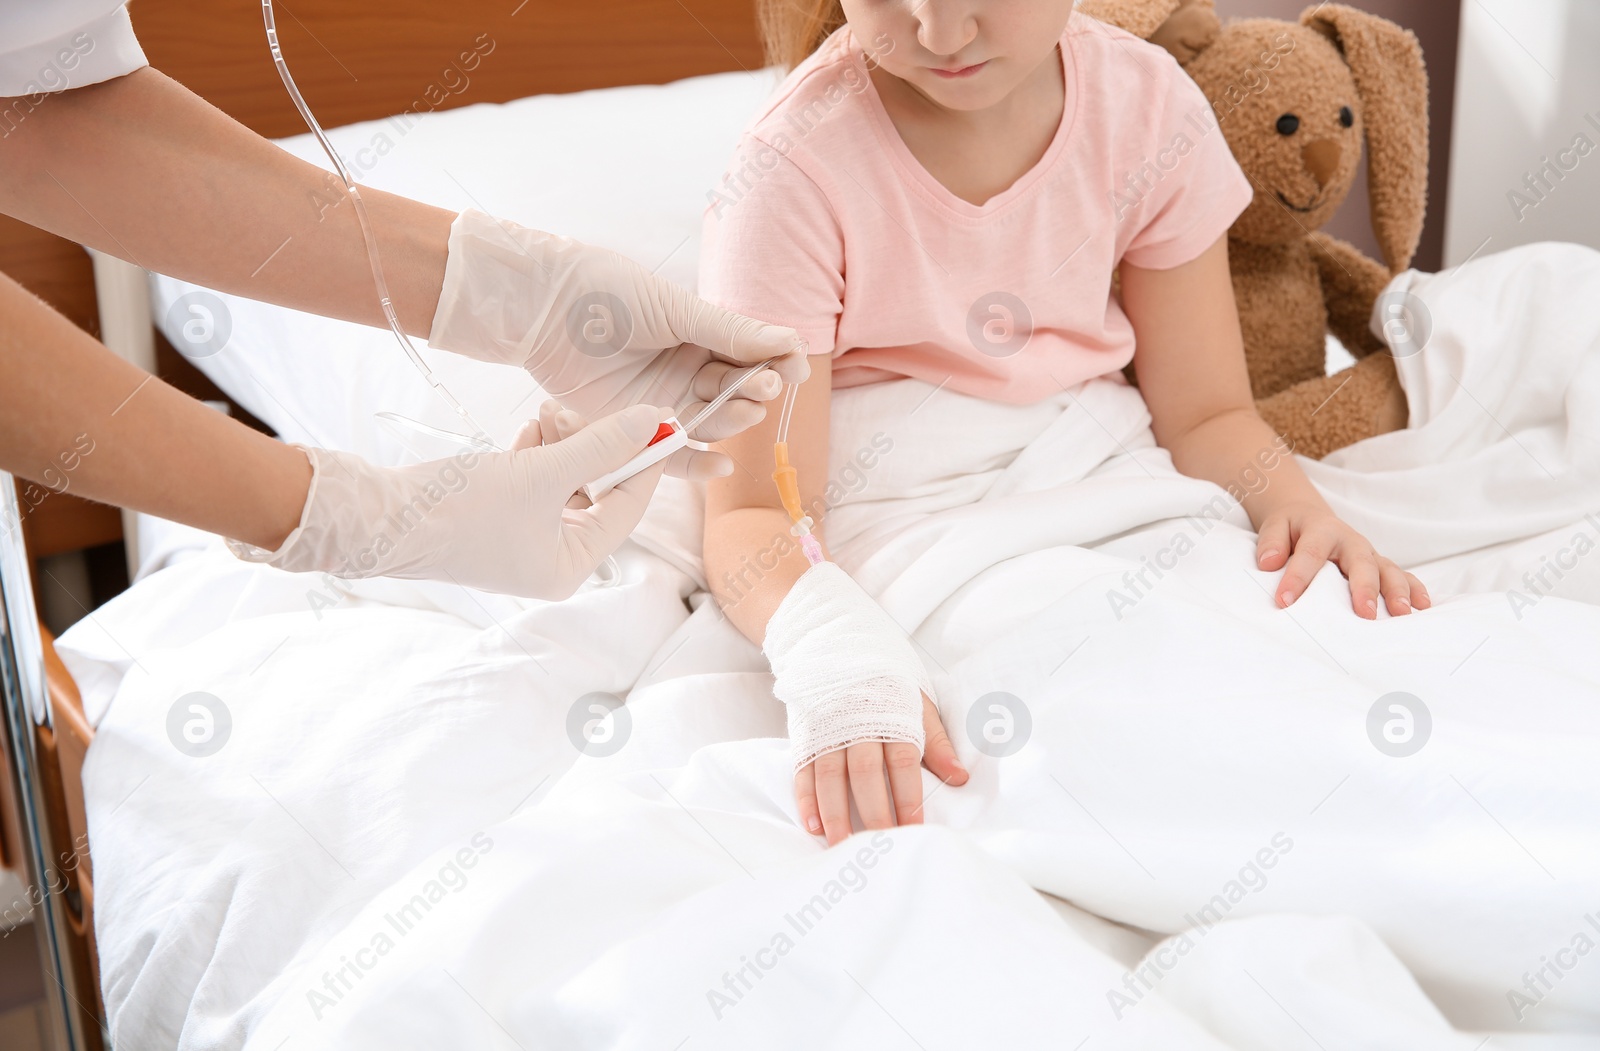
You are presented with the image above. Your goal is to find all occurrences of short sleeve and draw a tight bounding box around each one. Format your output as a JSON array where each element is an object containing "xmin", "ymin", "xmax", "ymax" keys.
[
  {"xmin": 698, "ymin": 134, "xmax": 845, "ymax": 357},
  {"xmin": 1119, "ymin": 61, "xmax": 1253, "ymax": 271},
  {"xmin": 0, "ymin": 4, "xmax": 148, "ymax": 97}
]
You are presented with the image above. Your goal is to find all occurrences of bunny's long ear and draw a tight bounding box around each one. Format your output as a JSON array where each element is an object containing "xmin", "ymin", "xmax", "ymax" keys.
[
  {"xmin": 1303, "ymin": 4, "xmax": 1429, "ymax": 273},
  {"xmin": 1076, "ymin": 0, "xmax": 1184, "ymax": 41}
]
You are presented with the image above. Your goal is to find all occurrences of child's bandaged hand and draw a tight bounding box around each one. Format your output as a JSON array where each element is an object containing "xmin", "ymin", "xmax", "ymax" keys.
[
  {"xmin": 764, "ymin": 562, "xmax": 929, "ymax": 765},
  {"xmin": 763, "ymin": 563, "xmax": 967, "ymax": 844}
]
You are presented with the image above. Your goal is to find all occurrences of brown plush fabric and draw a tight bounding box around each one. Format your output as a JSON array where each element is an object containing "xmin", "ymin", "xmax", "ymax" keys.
[
  {"xmin": 1256, "ymin": 351, "xmax": 1406, "ymax": 460},
  {"xmin": 1076, "ymin": 0, "xmax": 1186, "ymax": 42},
  {"xmin": 1094, "ymin": 2, "xmax": 1430, "ymax": 459},
  {"xmin": 1150, "ymin": 0, "xmax": 1222, "ymax": 65},
  {"xmin": 1303, "ymin": 6, "xmax": 1431, "ymax": 273}
]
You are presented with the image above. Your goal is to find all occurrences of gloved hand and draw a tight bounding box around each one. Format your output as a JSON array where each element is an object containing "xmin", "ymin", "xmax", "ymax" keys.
[
  {"xmin": 763, "ymin": 561, "xmax": 932, "ymax": 769},
  {"xmin": 427, "ymin": 209, "xmax": 812, "ymax": 480},
  {"xmin": 227, "ymin": 404, "xmax": 668, "ymax": 599}
]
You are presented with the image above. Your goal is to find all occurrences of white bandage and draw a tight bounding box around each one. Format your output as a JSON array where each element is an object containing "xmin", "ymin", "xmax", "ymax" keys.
[{"xmin": 762, "ymin": 562, "xmax": 931, "ymax": 770}]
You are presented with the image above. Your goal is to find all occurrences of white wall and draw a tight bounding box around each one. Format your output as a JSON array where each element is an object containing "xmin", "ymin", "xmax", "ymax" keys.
[{"xmin": 1444, "ymin": 0, "xmax": 1600, "ymax": 266}]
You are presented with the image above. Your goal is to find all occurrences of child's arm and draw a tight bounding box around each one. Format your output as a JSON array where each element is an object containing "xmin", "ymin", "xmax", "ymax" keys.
[
  {"xmin": 706, "ymin": 365, "xmax": 835, "ymax": 642},
  {"xmin": 1121, "ymin": 235, "xmax": 1431, "ymax": 618},
  {"xmin": 706, "ymin": 367, "xmax": 967, "ymax": 845}
]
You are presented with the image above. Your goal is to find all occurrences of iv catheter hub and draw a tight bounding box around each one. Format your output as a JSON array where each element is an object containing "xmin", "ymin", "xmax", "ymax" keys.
[{"xmin": 580, "ymin": 417, "xmax": 689, "ymax": 501}]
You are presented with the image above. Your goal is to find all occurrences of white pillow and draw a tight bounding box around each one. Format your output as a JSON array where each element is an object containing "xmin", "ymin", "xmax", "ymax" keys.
[{"xmin": 149, "ymin": 68, "xmax": 781, "ymax": 466}]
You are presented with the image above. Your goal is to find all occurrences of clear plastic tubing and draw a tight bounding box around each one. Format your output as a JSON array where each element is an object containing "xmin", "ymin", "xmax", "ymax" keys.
[
  {"xmin": 771, "ymin": 382, "xmax": 823, "ymax": 565},
  {"xmin": 261, "ymin": 1, "xmax": 493, "ymax": 446}
]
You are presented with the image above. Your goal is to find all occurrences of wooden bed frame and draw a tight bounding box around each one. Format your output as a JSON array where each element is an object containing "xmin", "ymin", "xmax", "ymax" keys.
[{"xmin": 0, "ymin": 2, "xmax": 765, "ymax": 1046}]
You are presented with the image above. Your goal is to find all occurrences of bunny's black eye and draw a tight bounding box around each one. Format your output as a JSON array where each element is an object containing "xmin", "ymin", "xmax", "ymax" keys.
[
  {"xmin": 1276, "ymin": 114, "xmax": 1301, "ymax": 136},
  {"xmin": 1339, "ymin": 106, "xmax": 1354, "ymax": 128}
]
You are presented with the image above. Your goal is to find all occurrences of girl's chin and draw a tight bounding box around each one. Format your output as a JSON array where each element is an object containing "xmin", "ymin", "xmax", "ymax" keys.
[{"xmin": 911, "ymin": 77, "xmax": 1019, "ymax": 113}]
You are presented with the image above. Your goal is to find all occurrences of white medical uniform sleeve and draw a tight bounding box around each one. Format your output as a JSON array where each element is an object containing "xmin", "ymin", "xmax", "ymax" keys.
[
  {"xmin": 0, "ymin": 3, "xmax": 147, "ymax": 98},
  {"xmin": 762, "ymin": 562, "xmax": 930, "ymax": 770}
]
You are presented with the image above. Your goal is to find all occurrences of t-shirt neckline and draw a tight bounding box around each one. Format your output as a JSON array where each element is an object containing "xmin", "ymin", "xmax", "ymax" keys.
[{"xmin": 852, "ymin": 26, "xmax": 1079, "ymax": 220}]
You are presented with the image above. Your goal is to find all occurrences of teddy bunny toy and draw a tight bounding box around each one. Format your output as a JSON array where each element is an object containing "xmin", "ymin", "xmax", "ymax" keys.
[{"xmin": 1081, "ymin": 0, "xmax": 1430, "ymax": 459}]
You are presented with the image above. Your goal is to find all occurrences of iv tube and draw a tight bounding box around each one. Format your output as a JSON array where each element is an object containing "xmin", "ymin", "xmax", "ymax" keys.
[
  {"xmin": 771, "ymin": 381, "xmax": 823, "ymax": 564},
  {"xmin": 261, "ymin": 1, "xmax": 493, "ymax": 446},
  {"xmin": 772, "ymin": 382, "xmax": 805, "ymax": 523},
  {"xmin": 775, "ymin": 379, "xmax": 799, "ymax": 444}
]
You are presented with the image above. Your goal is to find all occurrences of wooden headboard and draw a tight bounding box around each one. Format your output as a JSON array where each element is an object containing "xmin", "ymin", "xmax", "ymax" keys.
[{"xmin": 0, "ymin": 0, "xmax": 764, "ymax": 587}]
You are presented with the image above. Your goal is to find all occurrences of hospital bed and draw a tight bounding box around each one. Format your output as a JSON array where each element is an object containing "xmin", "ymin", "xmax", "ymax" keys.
[
  {"xmin": 6, "ymin": 0, "xmax": 1600, "ymax": 1047},
  {"xmin": 0, "ymin": 2, "xmax": 772, "ymax": 1046}
]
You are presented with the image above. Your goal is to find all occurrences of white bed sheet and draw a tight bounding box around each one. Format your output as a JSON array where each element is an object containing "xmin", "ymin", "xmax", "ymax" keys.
[{"xmin": 60, "ymin": 237, "xmax": 1600, "ymax": 1047}]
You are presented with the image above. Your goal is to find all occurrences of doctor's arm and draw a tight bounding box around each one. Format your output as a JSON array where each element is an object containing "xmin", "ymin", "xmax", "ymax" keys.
[
  {"xmin": 0, "ymin": 67, "xmax": 451, "ymax": 335},
  {"xmin": 0, "ymin": 269, "xmax": 312, "ymax": 551},
  {"xmin": 0, "ymin": 67, "xmax": 808, "ymax": 463},
  {"xmin": 0, "ymin": 269, "xmax": 670, "ymax": 599}
]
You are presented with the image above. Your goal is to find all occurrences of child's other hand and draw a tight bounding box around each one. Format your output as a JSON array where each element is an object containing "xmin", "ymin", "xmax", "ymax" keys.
[
  {"xmin": 795, "ymin": 694, "xmax": 968, "ymax": 847},
  {"xmin": 1256, "ymin": 502, "xmax": 1432, "ymax": 619}
]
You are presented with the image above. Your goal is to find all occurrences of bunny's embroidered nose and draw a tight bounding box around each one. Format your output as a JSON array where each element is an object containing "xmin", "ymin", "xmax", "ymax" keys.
[{"xmin": 1302, "ymin": 139, "xmax": 1343, "ymax": 191}]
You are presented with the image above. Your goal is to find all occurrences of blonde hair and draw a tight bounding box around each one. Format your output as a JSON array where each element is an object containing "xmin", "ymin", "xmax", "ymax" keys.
[{"xmin": 758, "ymin": 0, "xmax": 848, "ymax": 69}]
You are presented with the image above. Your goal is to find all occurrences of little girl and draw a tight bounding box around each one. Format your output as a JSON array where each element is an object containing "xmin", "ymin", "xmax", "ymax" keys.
[{"xmin": 700, "ymin": 0, "xmax": 1429, "ymax": 846}]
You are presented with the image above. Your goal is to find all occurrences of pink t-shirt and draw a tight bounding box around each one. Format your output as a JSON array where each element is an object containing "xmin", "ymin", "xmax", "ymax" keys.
[{"xmin": 699, "ymin": 15, "xmax": 1254, "ymax": 404}]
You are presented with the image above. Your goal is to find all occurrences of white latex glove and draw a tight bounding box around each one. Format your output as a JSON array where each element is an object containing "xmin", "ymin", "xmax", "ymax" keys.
[
  {"xmin": 227, "ymin": 405, "xmax": 668, "ymax": 599},
  {"xmin": 427, "ymin": 208, "xmax": 812, "ymax": 479},
  {"xmin": 763, "ymin": 562, "xmax": 931, "ymax": 770}
]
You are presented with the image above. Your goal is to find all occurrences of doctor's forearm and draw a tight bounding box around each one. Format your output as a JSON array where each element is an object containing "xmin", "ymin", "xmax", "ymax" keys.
[
  {"xmin": 0, "ymin": 68, "xmax": 453, "ymax": 336},
  {"xmin": 0, "ymin": 272, "xmax": 311, "ymax": 551}
]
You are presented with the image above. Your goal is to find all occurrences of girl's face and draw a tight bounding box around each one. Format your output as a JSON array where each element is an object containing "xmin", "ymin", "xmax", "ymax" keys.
[{"xmin": 839, "ymin": 0, "xmax": 1076, "ymax": 112}]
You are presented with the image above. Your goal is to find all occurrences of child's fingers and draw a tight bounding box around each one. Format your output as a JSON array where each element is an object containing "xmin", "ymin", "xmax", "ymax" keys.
[
  {"xmin": 812, "ymin": 750, "xmax": 852, "ymax": 846},
  {"xmin": 794, "ymin": 765, "xmax": 823, "ymax": 836},
  {"xmin": 920, "ymin": 694, "xmax": 968, "ymax": 787},
  {"xmin": 1257, "ymin": 516, "xmax": 1292, "ymax": 572},
  {"xmin": 1340, "ymin": 546, "xmax": 1381, "ymax": 619},
  {"xmin": 884, "ymin": 743, "xmax": 924, "ymax": 826},
  {"xmin": 1408, "ymin": 573, "xmax": 1433, "ymax": 610},
  {"xmin": 1378, "ymin": 560, "xmax": 1415, "ymax": 616},
  {"xmin": 1276, "ymin": 530, "xmax": 1334, "ymax": 607},
  {"xmin": 847, "ymin": 743, "xmax": 894, "ymax": 831}
]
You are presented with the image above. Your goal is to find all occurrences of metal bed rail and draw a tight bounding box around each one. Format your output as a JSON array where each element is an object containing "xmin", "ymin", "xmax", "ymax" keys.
[{"xmin": 1, "ymin": 476, "xmax": 104, "ymax": 1050}]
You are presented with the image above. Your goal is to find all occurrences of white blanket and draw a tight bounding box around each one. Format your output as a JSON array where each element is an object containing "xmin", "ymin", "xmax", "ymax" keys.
[{"xmin": 62, "ymin": 243, "xmax": 1600, "ymax": 1049}]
